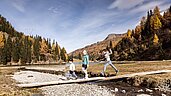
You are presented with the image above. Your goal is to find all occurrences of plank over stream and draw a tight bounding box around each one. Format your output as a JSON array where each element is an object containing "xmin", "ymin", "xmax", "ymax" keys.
[{"xmin": 17, "ymin": 70, "xmax": 171, "ymax": 88}]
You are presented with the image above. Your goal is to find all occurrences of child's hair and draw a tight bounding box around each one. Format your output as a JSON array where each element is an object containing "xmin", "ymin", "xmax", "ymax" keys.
[{"xmin": 69, "ymin": 58, "xmax": 73, "ymax": 62}]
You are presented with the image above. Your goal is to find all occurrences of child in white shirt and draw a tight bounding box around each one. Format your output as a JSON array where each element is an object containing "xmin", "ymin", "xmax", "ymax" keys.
[{"xmin": 69, "ymin": 58, "xmax": 77, "ymax": 79}]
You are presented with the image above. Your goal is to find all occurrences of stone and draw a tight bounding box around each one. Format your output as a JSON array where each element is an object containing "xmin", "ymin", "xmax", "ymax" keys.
[
  {"xmin": 146, "ymin": 88, "xmax": 153, "ymax": 93},
  {"xmin": 137, "ymin": 94, "xmax": 151, "ymax": 96},
  {"xmin": 137, "ymin": 89, "xmax": 144, "ymax": 92},
  {"xmin": 121, "ymin": 90, "xmax": 126, "ymax": 93},
  {"xmin": 114, "ymin": 88, "xmax": 118, "ymax": 92},
  {"xmin": 161, "ymin": 93, "xmax": 166, "ymax": 96}
]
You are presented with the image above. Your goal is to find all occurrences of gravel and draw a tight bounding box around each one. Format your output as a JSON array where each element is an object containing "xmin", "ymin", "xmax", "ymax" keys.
[
  {"xmin": 12, "ymin": 71, "xmax": 115, "ymax": 96},
  {"xmin": 12, "ymin": 71, "xmax": 64, "ymax": 83},
  {"xmin": 41, "ymin": 84, "xmax": 114, "ymax": 96}
]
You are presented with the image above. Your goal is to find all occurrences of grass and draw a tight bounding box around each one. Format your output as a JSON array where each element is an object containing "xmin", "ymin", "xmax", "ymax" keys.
[
  {"xmin": 75, "ymin": 61, "xmax": 171, "ymax": 80},
  {"xmin": 0, "ymin": 67, "xmax": 42, "ymax": 96}
]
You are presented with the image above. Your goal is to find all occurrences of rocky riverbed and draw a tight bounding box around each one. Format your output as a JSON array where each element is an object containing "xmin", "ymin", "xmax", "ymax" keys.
[
  {"xmin": 12, "ymin": 71, "xmax": 114, "ymax": 96},
  {"xmin": 12, "ymin": 70, "xmax": 171, "ymax": 96}
]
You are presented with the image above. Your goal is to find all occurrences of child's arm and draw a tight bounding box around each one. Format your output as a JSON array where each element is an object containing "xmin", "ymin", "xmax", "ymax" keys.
[{"xmin": 109, "ymin": 49, "xmax": 112, "ymax": 55}]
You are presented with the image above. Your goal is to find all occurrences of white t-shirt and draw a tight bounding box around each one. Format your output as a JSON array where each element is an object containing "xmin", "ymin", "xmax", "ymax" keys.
[
  {"xmin": 104, "ymin": 50, "xmax": 112, "ymax": 61},
  {"xmin": 70, "ymin": 63, "xmax": 75, "ymax": 71}
]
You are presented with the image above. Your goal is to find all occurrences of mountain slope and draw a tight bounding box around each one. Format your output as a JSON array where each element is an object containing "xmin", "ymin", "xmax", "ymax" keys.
[{"xmin": 70, "ymin": 33, "xmax": 125, "ymax": 60}]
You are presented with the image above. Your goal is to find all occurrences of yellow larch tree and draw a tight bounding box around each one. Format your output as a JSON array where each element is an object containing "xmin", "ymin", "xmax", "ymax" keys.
[{"xmin": 153, "ymin": 33, "xmax": 159, "ymax": 44}]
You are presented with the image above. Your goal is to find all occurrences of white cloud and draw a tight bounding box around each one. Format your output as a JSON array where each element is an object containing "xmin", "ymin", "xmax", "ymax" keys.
[
  {"xmin": 108, "ymin": 0, "xmax": 144, "ymax": 10},
  {"xmin": 11, "ymin": 0, "xmax": 27, "ymax": 13},
  {"xmin": 129, "ymin": 1, "xmax": 165, "ymax": 14}
]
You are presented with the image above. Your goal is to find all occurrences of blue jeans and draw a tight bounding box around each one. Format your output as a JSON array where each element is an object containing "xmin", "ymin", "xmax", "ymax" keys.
[
  {"xmin": 103, "ymin": 60, "xmax": 118, "ymax": 72},
  {"xmin": 69, "ymin": 71, "xmax": 77, "ymax": 78}
]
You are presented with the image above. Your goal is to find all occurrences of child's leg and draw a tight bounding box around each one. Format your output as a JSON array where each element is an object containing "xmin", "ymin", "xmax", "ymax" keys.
[
  {"xmin": 109, "ymin": 61, "xmax": 118, "ymax": 72},
  {"xmin": 84, "ymin": 69, "xmax": 88, "ymax": 79},
  {"xmin": 103, "ymin": 61, "xmax": 109, "ymax": 72},
  {"xmin": 72, "ymin": 71, "xmax": 77, "ymax": 78}
]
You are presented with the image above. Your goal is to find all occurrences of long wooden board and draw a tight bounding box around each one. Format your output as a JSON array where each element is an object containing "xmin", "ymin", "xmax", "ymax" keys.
[{"xmin": 17, "ymin": 70, "xmax": 171, "ymax": 88}]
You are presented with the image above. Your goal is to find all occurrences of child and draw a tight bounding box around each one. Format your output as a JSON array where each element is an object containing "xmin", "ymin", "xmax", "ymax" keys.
[
  {"xmin": 82, "ymin": 50, "xmax": 89, "ymax": 79},
  {"xmin": 68, "ymin": 58, "xmax": 77, "ymax": 79},
  {"xmin": 101, "ymin": 49, "xmax": 119, "ymax": 76}
]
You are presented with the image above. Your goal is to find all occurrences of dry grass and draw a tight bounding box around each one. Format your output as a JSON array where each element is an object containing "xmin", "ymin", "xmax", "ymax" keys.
[
  {"xmin": 76, "ymin": 61, "xmax": 171, "ymax": 80},
  {"xmin": 0, "ymin": 67, "xmax": 42, "ymax": 96}
]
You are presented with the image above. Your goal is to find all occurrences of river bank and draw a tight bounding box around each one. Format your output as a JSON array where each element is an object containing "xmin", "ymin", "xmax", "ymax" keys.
[
  {"xmin": 11, "ymin": 70, "xmax": 171, "ymax": 96},
  {"xmin": 1, "ymin": 60, "xmax": 171, "ymax": 96}
]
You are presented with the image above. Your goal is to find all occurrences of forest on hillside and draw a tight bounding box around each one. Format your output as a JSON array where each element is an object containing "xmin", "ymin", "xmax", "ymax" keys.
[
  {"xmin": 109, "ymin": 6, "xmax": 171, "ymax": 61},
  {"xmin": 0, "ymin": 15, "xmax": 68, "ymax": 65}
]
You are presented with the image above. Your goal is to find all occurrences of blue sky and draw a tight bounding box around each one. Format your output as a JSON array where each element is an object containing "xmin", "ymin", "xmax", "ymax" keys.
[{"xmin": 0, "ymin": 0, "xmax": 171, "ymax": 53}]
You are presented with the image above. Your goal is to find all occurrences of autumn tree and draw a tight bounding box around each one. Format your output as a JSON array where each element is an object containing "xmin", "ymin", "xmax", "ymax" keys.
[
  {"xmin": 60, "ymin": 47, "xmax": 68, "ymax": 62},
  {"xmin": 153, "ymin": 33, "xmax": 159, "ymax": 45},
  {"xmin": 40, "ymin": 39, "xmax": 48, "ymax": 54},
  {"xmin": 127, "ymin": 29, "xmax": 132, "ymax": 38},
  {"xmin": 134, "ymin": 25, "xmax": 141, "ymax": 40},
  {"xmin": 150, "ymin": 15, "xmax": 162, "ymax": 33},
  {"xmin": 153, "ymin": 6, "xmax": 162, "ymax": 19},
  {"xmin": 1, "ymin": 34, "xmax": 7, "ymax": 65}
]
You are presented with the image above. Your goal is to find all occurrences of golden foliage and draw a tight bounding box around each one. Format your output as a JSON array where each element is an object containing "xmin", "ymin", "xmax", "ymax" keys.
[
  {"xmin": 127, "ymin": 29, "xmax": 132, "ymax": 38},
  {"xmin": 153, "ymin": 33, "xmax": 159, "ymax": 44},
  {"xmin": 0, "ymin": 32, "xmax": 4, "ymax": 48},
  {"xmin": 135, "ymin": 25, "xmax": 141, "ymax": 35},
  {"xmin": 150, "ymin": 15, "xmax": 162, "ymax": 31},
  {"xmin": 40, "ymin": 39, "xmax": 48, "ymax": 53}
]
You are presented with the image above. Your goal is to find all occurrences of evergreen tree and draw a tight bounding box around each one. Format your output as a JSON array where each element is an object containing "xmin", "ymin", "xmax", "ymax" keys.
[
  {"xmin": 27, "ymin": 36, "xmax": 32, "ymax": 63},
  {"xmin": 6, "ymin": 35, "xmax": 12, "ymax": 63},
  {"xmin": 20, "ymin": 37, "xmax": 27, "ymax": 64},
  {"xmin": 33, "ymin": 36, "xmax": 40, "ymax": 61},
  {"xmin": 52, "ymin": 40, "xmax": 57, "ymax": 61},
  {"xmin": 12, "ymin": 37, "xmax": 20, "ymax": 63},
  {"xmin": 55, "ymin": 42, "xmax": 61, "ymax": 61},
  {"xmin": 60, "ymin": 47, "xmax": 67, "ymax": 62},
  {"xmin": 1, "ymin": 34, "xmax": 7, "ymax": 65}
]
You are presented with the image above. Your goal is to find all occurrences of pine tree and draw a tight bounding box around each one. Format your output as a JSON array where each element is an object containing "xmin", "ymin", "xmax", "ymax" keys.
[
  {"xmin": 52, "ymin": 40, "xmax": 57, "ymax": 61},
  {"xmin": 55, "ymin": 42, "xmax": 61, "ymax": 61},
  {"xmin": 27, "ymin": 39, "xmax": 32, "ymax": 63},
  {"xmin": 6, "ymin": 35, "xmax": 12, "ymax": 63},
  {"xmin": 12, "ymin": 37, "xmax": 20, "ymax": 63},
  {"xmin": 142, "ymin": 11, "xmax": 151, "ymax": 40},
  {"xmin": 20, "ymin": 37, "xmax": 27, "ymax": 64},
  {"xmin": 33, "ymin": 36, "xmax": 40, "ymax": 61},
  {"xmin": 1, "ymin": 34, "xmax": 7, "ymax": 65},
  {"xmin": 60, "ymin": 47, "xmax": 67, "ymax": 62}
]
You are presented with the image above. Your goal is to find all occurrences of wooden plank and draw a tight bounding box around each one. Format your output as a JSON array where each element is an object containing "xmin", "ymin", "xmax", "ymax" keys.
[{"xmin": 17, "ymin": 70, "xmax": 171, "ymax": 88}]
